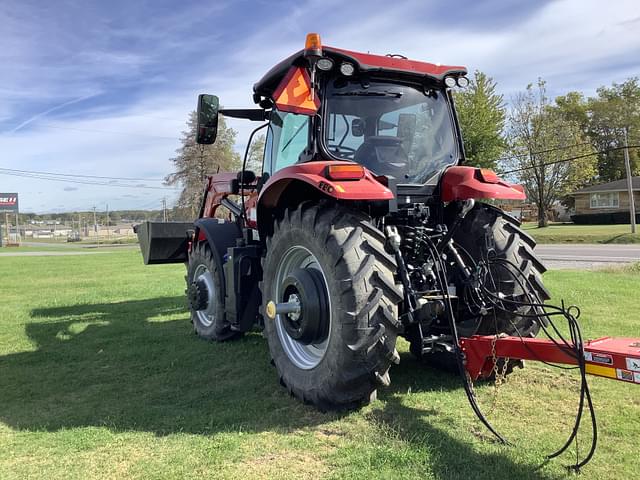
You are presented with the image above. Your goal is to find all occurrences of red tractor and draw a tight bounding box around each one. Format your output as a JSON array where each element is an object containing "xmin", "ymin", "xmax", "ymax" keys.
[
  {"xmin": 137, "ymin": 35, "xmax": 638, "ymax": 438},
  {"xmin": 139, "ymin": 33, "xmax": 548, "ymax": 409}
]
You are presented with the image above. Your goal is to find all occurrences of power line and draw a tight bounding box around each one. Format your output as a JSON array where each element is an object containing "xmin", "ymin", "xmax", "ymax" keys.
[
  {"xmin": 495, "ymin": 142, "xmax": 594, "ymax": 162},
  {"xmin": 498, "ymin": 145, "xmax": 640, "ymax": 176},
  {"xmin": 0, "ymin": 170, "xmax": 179, "ymax": 190},
  {"xmin": 0, "ymin": 166, "xmax": 165, "ymax": 182},
  {"xmin": 6, "ymin": 122, "xmax": 180, "ymax": 141}
]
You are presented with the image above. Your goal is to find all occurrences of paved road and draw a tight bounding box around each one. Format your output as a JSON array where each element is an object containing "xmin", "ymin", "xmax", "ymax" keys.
[
  {"xmin": 3, "ymin": 243, "xmax": 638, "ymax": 267},
  {"xmin": 535, "ymin": 244, "xmax": 640, "ymax": 269}
]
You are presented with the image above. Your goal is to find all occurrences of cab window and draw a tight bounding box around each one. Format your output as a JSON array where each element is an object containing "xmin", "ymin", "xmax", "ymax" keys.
[{"xmin": 264, "ymin": 110, "xmax": 310, "ymax": 174}]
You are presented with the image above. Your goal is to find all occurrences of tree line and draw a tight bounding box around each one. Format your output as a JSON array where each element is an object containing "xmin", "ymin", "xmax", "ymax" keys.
[
  {"xmin": 455, "ymin": 75, "xmax": 639, "ymax": 227},
  {"xmin": 18, "ymin": 210, "xmax": 167, "ymax": 226},
  {"xmin": 166, "ymin": 76, "xmax": 639, "ymax": 227}
]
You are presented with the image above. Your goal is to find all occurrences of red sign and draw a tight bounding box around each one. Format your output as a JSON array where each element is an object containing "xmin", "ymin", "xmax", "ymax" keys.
[{"xmin": 0, "ymin": 193, "xmax": 19, "ymax": 213}]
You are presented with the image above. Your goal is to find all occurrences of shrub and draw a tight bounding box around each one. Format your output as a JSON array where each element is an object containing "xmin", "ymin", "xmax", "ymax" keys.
[{"xmin": 571, "ymin": 211, "xmax": 640, "ymax": 224}]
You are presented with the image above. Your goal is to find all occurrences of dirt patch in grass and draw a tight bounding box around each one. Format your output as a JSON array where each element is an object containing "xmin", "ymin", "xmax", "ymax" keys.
[{"xmin": 238, "ymin": 450, "xmax": 328, "ymax": 480}]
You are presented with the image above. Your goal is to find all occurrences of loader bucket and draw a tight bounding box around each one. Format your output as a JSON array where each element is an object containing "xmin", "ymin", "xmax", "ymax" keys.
[{"xmin": 134, "ymin": 221, "xmax": 192, "ymax": 265}]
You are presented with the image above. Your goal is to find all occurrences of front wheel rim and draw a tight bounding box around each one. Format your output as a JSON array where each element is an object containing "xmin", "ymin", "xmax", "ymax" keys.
[
  {"xmin": 274, "ymin": 245, "xmax": 331, "ymax": 370},
  {"xmin": 193, "ymin": 264, "xmax": 216, "ymax": 327}
]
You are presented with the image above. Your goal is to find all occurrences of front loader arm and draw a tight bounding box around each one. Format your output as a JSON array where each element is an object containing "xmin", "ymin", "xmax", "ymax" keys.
[{"xmin": 201, "ymin": 173, "xmax": 238, "ymax": 218}]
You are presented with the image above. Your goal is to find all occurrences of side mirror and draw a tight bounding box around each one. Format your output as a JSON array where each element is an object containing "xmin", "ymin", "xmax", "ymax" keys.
[
  {"xmin": 196, "ymin": 94, "xmax": 219, "ymax": 144},
  {"xmin": 378, "ymin": 120, "xmax": 396, "ymax": 131},
  {"xmin": 351, "ymin": 118, "xmax": 365, "ymax": 137},
  {"xmin": 231, "ymin": 170, "xmax": 257, "ymax": 194},
  {"xmin": 237, "ymin": 170, "xmax": 257, "ymax": 184}
]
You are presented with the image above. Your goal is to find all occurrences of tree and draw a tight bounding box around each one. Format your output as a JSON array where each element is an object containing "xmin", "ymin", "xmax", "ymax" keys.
[
  {"xmin": 586, "ymin": 78, "xmax": 640, "ymax": 182},
  {"xmin": 109, "ymin": 211, "xmax": 121, "ymax": 224},
  {"xmin": 554, "ymin": 91, "xmax": 589, "ymax": 129},
  {"xmin": 164, "ymin": 111, "xmax": 241, "ymax": 219},
  {"xmin": 507, "ymin": 79, "xmax": 596, "ymax": 227},
  {"xmin": 246, "ymin": 134, "xmax": 266, "ymax": 173},
  {"xmin": 454, "ymin": 71, "xmax": 507, "ymax": 170}
]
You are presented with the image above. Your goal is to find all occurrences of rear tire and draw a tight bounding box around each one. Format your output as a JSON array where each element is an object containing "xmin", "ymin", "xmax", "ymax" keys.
[
  {"xmin": 410, "ymin": 203, "xmax": 549, "ymax": 369},
  {"xmin": 187, "ymin": 242, "xmax": 242, "ymax": 341},
  {"xmin": 456, "ymin": 203, "xmax": 550, "ymax": 337},
  {"xmin": 260, "ymin": 202, "xmax": 403, "ymax": 410}
]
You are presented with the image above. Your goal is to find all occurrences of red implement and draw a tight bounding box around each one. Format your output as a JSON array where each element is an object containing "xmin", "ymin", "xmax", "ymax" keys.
[{"xmin": 460, "ymin": 335, "xmax": 640, "ymax": 384}]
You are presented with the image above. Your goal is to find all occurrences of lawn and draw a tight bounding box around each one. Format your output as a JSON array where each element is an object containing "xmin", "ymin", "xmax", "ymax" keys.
[
  {"xmin": 0, "ymin": 245, "xmax": 77, "ymax": 253},
  {"xmin": 24, "ymin": 237, "xmax": 139, "ymax": 245},
  {"xmin": 522, "ymin": 222, "xmax": 640, "ymax": 244},
  {"xmin": 0, "ymin": 245, "xmax": 138, "ymax": 254},
  {"xmin": 0, "ymin": 250, "xmax": 639, "ymax": 479}
]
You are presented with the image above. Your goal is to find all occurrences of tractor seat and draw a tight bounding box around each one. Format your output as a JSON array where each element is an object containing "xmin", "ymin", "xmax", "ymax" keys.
[{"xmin": 353, "ymin": 136, "xmax": 408, "ymax": 178}]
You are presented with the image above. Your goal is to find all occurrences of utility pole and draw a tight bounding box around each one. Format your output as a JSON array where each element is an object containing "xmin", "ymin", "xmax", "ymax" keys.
[
  {"xmin": 3, "ymin": 212, "xmax": 8, "ymax": 246},
  {"xmin": 92, "ymin": 206, "xmax": 98, "ymax": 245},
  {"xmin": 623, "ymin": 128, "xmax": 636, "ymax": 234},
  {"xmin": 106, "ymin": 204, "xmax": 110, "ymax": 240},
  {"xmin": 162, "ymin": 197, "xmax": 167, "ymax": 222}
]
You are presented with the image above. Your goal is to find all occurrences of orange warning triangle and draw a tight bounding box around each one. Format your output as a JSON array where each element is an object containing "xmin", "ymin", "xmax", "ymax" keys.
[{"xmin": 273, "ymin": 67, "xmax": 320, "ymax": 115}]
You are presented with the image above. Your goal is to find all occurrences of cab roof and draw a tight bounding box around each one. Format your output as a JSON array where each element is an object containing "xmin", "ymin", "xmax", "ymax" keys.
[{"xmin": 253, "ymin": 46, "xmax": 467, "ymax": 98}]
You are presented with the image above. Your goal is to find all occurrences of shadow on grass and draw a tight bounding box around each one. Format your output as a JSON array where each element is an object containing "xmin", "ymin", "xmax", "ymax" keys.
[
  {"xmin": 1, "ymin": 297, "xmax": 337, "ymax": 435},
  {"xmin": 0, "ymin": 297, "xmax": 555, "ymax": 479}
]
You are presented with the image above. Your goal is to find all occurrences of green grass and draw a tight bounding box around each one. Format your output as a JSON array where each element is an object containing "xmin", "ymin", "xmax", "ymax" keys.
[
  {"xmin": 522, "ymin": 222, "xmax": 640, "ymax": 244},
  {"xmin": 0, "ymin": 245, "xmax": 76, "ymax": 252},
  {"xmin": 0, "ymin": 245, "xmax": 138, "ymax": 254},
  {"xmin": 0, "ymin": 251, "xmax": 639, "ymax": 479}
]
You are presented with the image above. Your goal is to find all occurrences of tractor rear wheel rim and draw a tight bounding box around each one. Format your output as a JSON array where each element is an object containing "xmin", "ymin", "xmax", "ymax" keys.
[
  {"xmin": 275, "ymin": 245, "xmax": 331, "ymax": 370},
  {"xmin": 193, "ymin": 264, "xmax": 216, "ymax": 327}
]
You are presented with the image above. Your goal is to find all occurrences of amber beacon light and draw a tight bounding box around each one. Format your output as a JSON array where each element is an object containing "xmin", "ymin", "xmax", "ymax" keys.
[{"xmin": 304, "ymin": 33, "xmax": 322, "ymax": 57}]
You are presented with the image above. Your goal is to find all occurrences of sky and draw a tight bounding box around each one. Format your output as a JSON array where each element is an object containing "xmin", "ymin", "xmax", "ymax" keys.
[{"xmin": 1, "ymin": 0, "xmax": 639, "ymax": 213}]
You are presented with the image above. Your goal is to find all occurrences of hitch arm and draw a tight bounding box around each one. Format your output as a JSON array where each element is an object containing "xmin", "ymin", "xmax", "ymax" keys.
[{"xmin": 460, "ymin": 335, "xmax": 640, "ymax": 385}]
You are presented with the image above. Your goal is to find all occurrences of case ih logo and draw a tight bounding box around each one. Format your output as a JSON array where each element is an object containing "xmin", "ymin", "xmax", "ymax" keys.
[{"xmin": 0, "ymin": 193, "xmax": 19, "ymax": 213}]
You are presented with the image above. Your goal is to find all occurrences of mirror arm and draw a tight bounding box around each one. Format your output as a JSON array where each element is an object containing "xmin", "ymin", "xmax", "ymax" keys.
[{"xmin": 220, "ymin": 109, "xmax": 269, "ymax": 122}]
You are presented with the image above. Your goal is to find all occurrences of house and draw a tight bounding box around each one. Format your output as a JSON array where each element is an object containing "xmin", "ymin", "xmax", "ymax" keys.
[
  {"xmin": 571, "ymin": 177, "xmax": 640, "ymax": 224},
  {"xmin": 28, "ymin": 228, "xmax": 72, "ymax": 238},
  {"xmin": 85, "ymin": 224, "xmax": 135, "ymax": 238}
]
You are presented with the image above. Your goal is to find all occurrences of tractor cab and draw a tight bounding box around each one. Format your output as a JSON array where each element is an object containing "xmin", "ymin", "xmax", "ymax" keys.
[{"xmin": 198, "ymin": 33, "xmax": 469, "ymax": 190}]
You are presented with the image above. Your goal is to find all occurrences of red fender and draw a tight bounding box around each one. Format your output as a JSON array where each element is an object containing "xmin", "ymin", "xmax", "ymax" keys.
[
  {"xmin": 258, "ymin": 161, "xmax": 394, "ymax": 209},
  {"xmin": 440, "ymin": 166, "xmax": 526, "ymax": 202}
]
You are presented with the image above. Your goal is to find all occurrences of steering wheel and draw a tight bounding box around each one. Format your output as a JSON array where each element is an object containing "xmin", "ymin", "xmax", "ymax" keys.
[{"xmin": 329, "ymin": 145, "xmax": 356, "ymax": 159}]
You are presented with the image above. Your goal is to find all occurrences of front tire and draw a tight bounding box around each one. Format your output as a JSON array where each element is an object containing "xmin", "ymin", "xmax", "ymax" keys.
[
  {"xmin": 186, "ymin": 242, "xmax": 242, "ymax": 341},
  {"xmin": 261, "ymin": 202, "xmax": 403, "ymax": 410}
]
